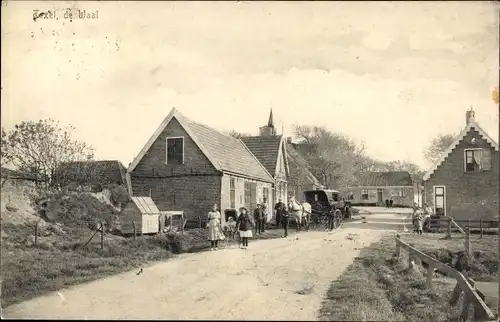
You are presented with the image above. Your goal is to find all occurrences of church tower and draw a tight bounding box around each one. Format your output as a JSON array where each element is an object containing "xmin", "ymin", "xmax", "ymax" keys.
[{"xmin": 259, "ymin": 108, "xmax": 276, "ymax": 136}]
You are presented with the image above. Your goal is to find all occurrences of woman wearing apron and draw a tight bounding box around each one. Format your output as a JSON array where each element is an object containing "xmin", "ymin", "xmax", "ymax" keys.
[{"xmin": 207, "ymin": 204, "xmax": 224, "ymax": 250}]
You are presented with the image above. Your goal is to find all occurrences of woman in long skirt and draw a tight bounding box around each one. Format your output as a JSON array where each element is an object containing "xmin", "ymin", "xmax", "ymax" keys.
[
  {"xmin": 414, "ymin": 209, "xmax": 424, "ymax": 235},
  {"xmin": 207, "ymin": 204, "xmax": 224, "ymax": 251},
  {"xmin": 236, "ymin": 207, "xmax": 253, "ymax": 249}
]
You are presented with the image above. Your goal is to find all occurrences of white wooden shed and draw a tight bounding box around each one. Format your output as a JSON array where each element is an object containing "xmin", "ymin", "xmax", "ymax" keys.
[{"xmin": 120, "ymin": 197, "xmax": 160, "ymax": 235}]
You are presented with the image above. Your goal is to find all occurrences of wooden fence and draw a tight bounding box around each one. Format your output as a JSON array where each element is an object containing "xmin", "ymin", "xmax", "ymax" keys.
[
  {"xmin": 428, "ymin": 216, "xmax": 498, "ymax": 237},
  {"xmin": 394, "ymin": 235, "xmax": 496, "ymax": 321}
]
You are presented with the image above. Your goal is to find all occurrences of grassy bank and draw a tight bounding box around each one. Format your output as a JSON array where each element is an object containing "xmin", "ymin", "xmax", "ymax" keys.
[
  {"xmin": 1, "ymin": 224, "xmax": 288, "ymax": 308},
  {"xmin": 319, "ymin": 235, "xmax": 466, "ymax": 321}
]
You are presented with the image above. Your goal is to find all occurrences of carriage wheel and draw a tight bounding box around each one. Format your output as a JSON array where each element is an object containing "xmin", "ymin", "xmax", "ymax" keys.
[{"xmin": 333, "ymin": 209, "xmax": 342, "ymax": 229}]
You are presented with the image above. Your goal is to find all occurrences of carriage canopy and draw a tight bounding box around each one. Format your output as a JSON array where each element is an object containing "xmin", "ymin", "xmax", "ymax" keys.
[{"xmin": 304, "ymin": 189, "xmax": 340, "ymax": 213}]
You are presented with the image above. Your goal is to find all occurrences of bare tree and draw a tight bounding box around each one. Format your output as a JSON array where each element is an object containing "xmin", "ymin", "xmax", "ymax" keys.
[
  {"xmin": 2, "ymin": 119, "xmax": 95, "ymax": 188},
  {"xmin": 228, "ymin": 130, "xmax": 251, "ymax": 139},
  {"xmin": 423, "ymin": 134, "xmax": 454, "ymax": 164}
]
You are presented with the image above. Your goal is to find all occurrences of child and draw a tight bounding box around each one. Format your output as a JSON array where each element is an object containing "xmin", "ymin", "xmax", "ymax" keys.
[{"xmin": 236, "ymin": 207, "xmax": 253, "ymax": 249}]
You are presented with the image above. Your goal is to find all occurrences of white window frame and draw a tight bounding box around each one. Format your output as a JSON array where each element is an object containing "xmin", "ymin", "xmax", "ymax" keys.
[
  {"xmin": 463, "ymin": 148, "xmax": 483, "ymax": 172},
  {"xmin": 166, "ymin": 136, "xmax": 185, "ymax": 165},
  {"xmin": 361, "ymin": 189, "xmax": 369, "ymax": 200},
  {"xmin": 433, "ymin": 185, "xmax": 446, "ymax": 216}
]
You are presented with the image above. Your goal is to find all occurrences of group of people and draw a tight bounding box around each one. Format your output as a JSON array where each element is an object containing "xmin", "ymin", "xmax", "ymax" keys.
[
  {"xmin": 205, "ymin": 198, "xmax": 292, "ymax": 251},
  {"xmin": 412, "ymin": 202, "xmax": 434, "ymax": 234}
]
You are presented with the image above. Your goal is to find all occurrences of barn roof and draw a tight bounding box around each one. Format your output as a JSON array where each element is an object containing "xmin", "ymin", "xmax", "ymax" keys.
[
  {"xmin": 356, "ymin": 171, "xmax": 413, "ymax": 187},
  {"xmin": 422, "ymin": 121, "xmax": 499, "ymax": 181},
  {"xmin": 285, "ymin": 143, "xmax": 323, "ymax": 187},
  {"xmin": 240, "ymin": 135, "xmax": 289, "ymax": 177},
  {"xmin": 131, "ymin": 196, "xmax": 160, "ymax": 214},
  {"xmin": 127, "ymin": 108, "xmax": 274, "ymax": 183},
  {"xmin": 57, "ymin": 160, "xmax": 127, "ymax": 185}
]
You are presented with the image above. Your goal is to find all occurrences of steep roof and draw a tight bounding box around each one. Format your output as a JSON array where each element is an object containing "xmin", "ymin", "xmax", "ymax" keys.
[
  {"xmin": 422, "ymin": 121, "xmax": 499, "ymax": 181},
  {"xmin": 128, "ymin": 108, "xmax": 274, "ymax": 183},
  {"xmin": 240, "ymin": 135, "xmax": 286, "ymax": 177},
  {"xmin": 57, "ymin": 160, "xmax": 127, "ymax": 185},
  {"xmin": 285, "ymin": 143, "xmax": 323, "ymax": 187},
  {"xmin": 356, "ymin": 171, "xmax": 413, "ymax": 187}
]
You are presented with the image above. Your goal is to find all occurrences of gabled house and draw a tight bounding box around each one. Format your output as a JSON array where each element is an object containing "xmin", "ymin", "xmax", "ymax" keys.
[
  {"xmin": 342, "ymin": 171, "xmax": 414, "ymax": 207},
  {"xmin": 126, "ymin": 108, "xmax": 275, "ymax": 223},
  {"xmin": 422, "ymin": 108, "xmax": 499, "ymax": 221},
  {"xmin": 285, "ymin": 139, "xmax": 324, "ymax": 200},
  {"xmin": 240, "ymin": 109, "xmax": 290, "ymax": 215}
]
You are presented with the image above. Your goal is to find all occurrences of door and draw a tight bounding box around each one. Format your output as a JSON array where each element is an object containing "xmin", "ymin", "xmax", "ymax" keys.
[
  {"xmin": 433, "ymin": 186, "xmax": 446, "ymax": 216},
  {"xmin": 377, "ymin": 189, "xmax": 383, "ymax": 204}
]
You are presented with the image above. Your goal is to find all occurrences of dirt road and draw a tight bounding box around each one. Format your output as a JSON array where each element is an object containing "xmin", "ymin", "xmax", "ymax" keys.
[{"xmin": 3, "ymin": 211, "xmax": 406, "ymax": 320}]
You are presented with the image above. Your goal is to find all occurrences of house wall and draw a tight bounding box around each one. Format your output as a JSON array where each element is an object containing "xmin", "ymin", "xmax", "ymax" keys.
[
  {"xmin": 130, "ymin": 117, "xmax": 222, "ymax": 221},
  {"xmin": 131, "ymin": 175, "xmax": 221, "ymax": 221},
  {"xmin": 423, "ymin": 129, "xmax": 499, "ymax": 221},
  {"xmin": 342, "ymin": 187, "xmax": 414, "ymax": 207},
  {"xmin": 220, "ymin": 173, "xmax": 273, "ymax": 222}
]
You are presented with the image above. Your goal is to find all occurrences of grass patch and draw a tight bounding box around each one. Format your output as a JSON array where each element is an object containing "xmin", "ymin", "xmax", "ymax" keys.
[{"xmin": 319, "ymin": 235, "xmax": 462, "ymax": 321}]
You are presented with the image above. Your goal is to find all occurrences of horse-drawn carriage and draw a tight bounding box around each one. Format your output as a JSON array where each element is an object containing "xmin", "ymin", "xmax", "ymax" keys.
[{"xmin": 303, "ymin": 189, "xmax": 352, "ymax": 230}]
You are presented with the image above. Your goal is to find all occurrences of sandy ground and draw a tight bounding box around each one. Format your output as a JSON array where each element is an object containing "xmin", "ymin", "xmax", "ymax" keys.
[{"xmin": 2, "ymin": 211, "xmax": 407, "ymax": 320}]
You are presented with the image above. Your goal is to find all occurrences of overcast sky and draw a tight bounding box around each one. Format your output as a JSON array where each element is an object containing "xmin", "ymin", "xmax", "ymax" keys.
[{"xmin": 2, "ymin": 1, "xmax": 499, "ymax": 169}]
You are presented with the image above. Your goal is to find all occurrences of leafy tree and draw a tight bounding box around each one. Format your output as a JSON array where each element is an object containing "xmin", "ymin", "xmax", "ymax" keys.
[
  {"xmin": 1, "ymin": 119, "xmax": 95, "ymax": 188},
  {"xmin": 293, "ymin": 125, "xmax": 367, "ymax": 188},
  {"xmin": 423, "ymin": 134, "xmax": 454, "ymax": 164}
]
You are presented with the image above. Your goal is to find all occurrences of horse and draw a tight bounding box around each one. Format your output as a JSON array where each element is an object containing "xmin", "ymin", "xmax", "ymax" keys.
[{"xmin": 287, "ymin": 197, "xmax": 312, "ymax": 232}]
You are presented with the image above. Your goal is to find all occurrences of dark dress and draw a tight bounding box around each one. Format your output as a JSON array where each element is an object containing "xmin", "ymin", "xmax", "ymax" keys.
[{"xmin": 237, "ymin": 213, "xmax": 253, "ymax": 238}]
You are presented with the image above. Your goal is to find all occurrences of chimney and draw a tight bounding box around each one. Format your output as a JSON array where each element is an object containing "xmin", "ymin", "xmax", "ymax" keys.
[{"xmin": 466, "ymin": 107, "xmax": 475, "ymax": 125}]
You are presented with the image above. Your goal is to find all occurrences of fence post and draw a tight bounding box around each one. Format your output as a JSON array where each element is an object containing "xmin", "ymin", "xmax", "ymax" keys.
[
  {"xmin": 465, "ymin": 226, "xmax": 471, "ymax": 264},
  {"xmin": 34, "ymin": 222, "xmax": 38, "ymax": 246},
  {"xmin": 100, "ymin": 222, "xmax": 105, "ymax": 250},
  {"xmin": 426, "ymin": 263, "xmax": 434, "ymax": 289},
  {"xmin": 408, "ymin": 250, "xmax": 413, "ymax": 269},
  {"xmin": 479, "ymin": 219, "xmax": 483, "ymax": 238},
  {"xmin": 395, "ymin": 240, "xmax": 401, "ymax": 257},
  {"xmin": 133, "ymin": 221, "xmax": 136, "ymax": 240},
  {"xmin": 447, "ymin": 218, "xmax": 452, "ymax": 238}
]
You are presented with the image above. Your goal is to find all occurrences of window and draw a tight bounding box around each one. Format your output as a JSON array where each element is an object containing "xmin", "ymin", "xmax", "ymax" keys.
[
  {"xmin": 347, "ymin": 193, "xmax": 354, "ymax": 200},
  {"xmin": 434, "ymin": 186, "xmax": 445, "ymax": 216},
  {"xmin": 464, "ymin": 148, "xmax": 491, "ymax": 172},
  {"xmin": 166, "ymin": 137, "xmax": 184, "ymax": 165},
  {"xmin": 263, "ymin": 187, "xmax": 269, "ymax": 206},
  {"xmin": 244, "ymin": 182, "xmax": 251, "ymax": 206},
  {"xmin": 230, "ymin": 178, "xmax": 236, "ymax": 208},
  {"xmin": 399, "ymin": 189, "xmax": 405, "ymax": 197},
  {"xmin": 361, "ymin": 189, "xmax": 369, "ymax": 200}
]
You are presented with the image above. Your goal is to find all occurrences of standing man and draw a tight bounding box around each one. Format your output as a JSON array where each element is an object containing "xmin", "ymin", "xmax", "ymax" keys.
[
  {"xmin": 253, "ymin": 204, "xmax": 264, "ymax": 234},
  {"xmin": 281, "ymin": 205, "xmax": 290, "ymax": 238},
  {"xmin": 389, "ymin": 197, "xmax": 394, "ymax": 208},
  {"xmin": 261, "ymin": 198, "xmax": 268, "ymax": 233},
  {"xmin": 274, "ymin": 198, "xmax": 285, "ymax": 229}
]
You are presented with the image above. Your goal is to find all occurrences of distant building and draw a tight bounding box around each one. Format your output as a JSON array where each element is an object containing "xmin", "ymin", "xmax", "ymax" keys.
[
  {"xmin": 342, "ymin": 171, "xmax": 414, "ymax": 207},
  {"xmin": 422, "ymin": 108, "xmax": 498, "ymax": 220},
  {"xmin": 241, "ymin": 109, "xmax": 290, "ymax": 215}
]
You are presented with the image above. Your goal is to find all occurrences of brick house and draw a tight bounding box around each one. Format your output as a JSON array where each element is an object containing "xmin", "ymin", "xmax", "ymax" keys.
[
  {"xmin": 422, "ymin": 108, "xmax": 499, "ymax": 221},
  {"xmin": 341, "ymin": 171, "xmax": 414, "ymax": 207},
  {"xmin": 126, "ymin": 108, "xmax": 274, "ymax": 223},
  {"xmin": 285, "ymin": 138, "xmax": 324, "ymax": 200},
  {"xmin": 240, "ymin": 109, "xmax": 290, "ymax": 215}
]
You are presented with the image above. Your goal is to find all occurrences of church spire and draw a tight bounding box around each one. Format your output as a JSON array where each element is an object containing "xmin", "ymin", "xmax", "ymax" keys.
[{"xmin": 268, "ymin": 108, "xmax": 274, "ymax": 128}]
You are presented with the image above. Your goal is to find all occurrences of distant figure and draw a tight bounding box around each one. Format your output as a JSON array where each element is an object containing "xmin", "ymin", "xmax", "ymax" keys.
[
  {"xmin": 274, "ymin": 198, "xmax": 285, "ymax": 228},
  {"xmin": 414, "ymin": 209, "xmax": 424, "ymax": 235},
  {"xmin": 389, "ymin": 197, "xmax": 394, "ymax": 208},
  {"xmin": 236, "ymin": 207, "xmax": 253, "ymax": 249},
  {"xmin": 281, "ymin": 206, "xmax": 290, "ymax": 237},
  {"xmin": 261, "ymin": 198, "xmax": 268, "ymax": 232},
  {"xmin": 385, "ymin": 199, "xmax": 390, "ymax": 208},
  {"xmin": 254, "ymin": 204, "xmax": 264, "ymax": 234},
  {"xmin": 207, "ymin": 204, "xmax": 225, "ymax": 251}
]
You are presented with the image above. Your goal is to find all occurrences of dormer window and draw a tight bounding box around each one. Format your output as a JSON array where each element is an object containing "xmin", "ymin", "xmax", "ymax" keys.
[{"xmin": 464, "ymin": 148, "xmax": 491, "ymax": 172}]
